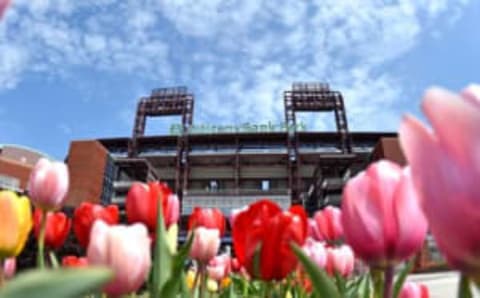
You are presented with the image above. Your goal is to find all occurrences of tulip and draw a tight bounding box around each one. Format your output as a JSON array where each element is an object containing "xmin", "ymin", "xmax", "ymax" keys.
[
  {"xmin": 73, "ymin": 202, "xmax": 119, "ymax": 248},
  {"xmin": 3, "ymin": 258, "xmax": 15, "ymax": 279},
  {"xmin": 303, "ymin": 238, "xmax": 327, "ymax": 269},
  {"xmin": 0, "ymin": 0, "xmax": 10, "ymax": 19},
  {"xmin": 341, "ymin": 160, "xmax": 428, "ymax": 267},
  {"xmin": 33, "ymin": 209, "xmax": 71, "ymax": 250},
  {"xmin": 232, "ymin": 200, "xmax": 308, "ymax": 281},
  {"xmin": 312, "ymin": 206, "xmax": 343, "ymax": 243},
  {"xmin": 399, "ymin": 282, "xmax": 429, "ymax": 298},
  {"xmin": 325, "ymin": 245, "xmax": 355, "ymax": 277},
  {"xmin": 229, "ymin": 206, "xmax": 247, "ymax": 228},
  {"xmin": 307, "ymin": 218, "xmax": 323, "ymax": 241},
  {"xmin": 207, "ymin": 254, "xmax": 231, "ymax": 281},
  {"xmin": 28, "ymin": 158, "xmax": 69, "ymax": 211},
  {"xmin": 188, "ymin": 207, "xmax": 226, "ymax": 236},
  {"xmin": 189, "ymin": 227, "xmax": 220, "ymax": 264},
  {"xmin": 0, "ymin": 191, "xmax": 32, "ymax": 258},
  {"xmin": 126, "ymin": 182, "xmax": 179, "ymax": 231},
  {"xmin": 399, "ymin": 85, "xmax": 480, "ymax": 275},
  {"xmin": 62, "ymin": 255, "xmax": 88, "ymax": 267},
  {"xmin": 87, "ymin": 221, "xmax": 151, "ymax": 297}
]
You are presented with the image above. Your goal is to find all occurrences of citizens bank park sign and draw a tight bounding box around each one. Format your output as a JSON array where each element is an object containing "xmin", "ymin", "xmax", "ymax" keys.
[{"xmin": 169, "ymin": 121, "xmax": 307, "ymax": 135}]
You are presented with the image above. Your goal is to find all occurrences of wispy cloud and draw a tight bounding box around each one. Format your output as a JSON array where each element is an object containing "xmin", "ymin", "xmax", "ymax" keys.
[{"xmin": 0, "ymin": 0, "xmax": 473, "ymax": 133}]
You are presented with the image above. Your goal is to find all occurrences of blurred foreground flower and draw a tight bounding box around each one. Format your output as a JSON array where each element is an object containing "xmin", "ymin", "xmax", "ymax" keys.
[
  {"xmin": 303, "ymin": 238, "xmax": 327, "ymax": 269},
  {"xmin": 87, "ymin": 221, "xmax": 151, "ymax": 297},
  {"xmin": 189, "ymin": 227, "xmax": 220, "ymax": 264},
  {"xmin": 233, "ymin": 200, "xmax": 307, "ymax": 281},
  {"xmin": 0, "ymin": 191, "xmax": 32, "ymax": 258},
  {"xmin": 33, "ymin": 209, "xmax": 71, "ymax": 250},
  {"xmin": 342, "ymin": 160, "xmax": 427, "ymax": 267},
  {"xmin": 62, "ymin": 255, "xmax": 88, "ymax": 267},
  {"xmin": 28, "ymin": 158, "xmax": 69, "ymax": 211},
  {"xmin": 399, "ymin": 281, "xmax": 429, "ymax": 298},
  {"xmin": 188, "ymin": 207, "xmax": 226, "ymax": 236},
  {"xmin": 399, "ymin": 85, "xmax": 480, "ymax": 275},
  {"xmin": 73, "ymin": 202, "xmax": 119, "ymax": 248},
  {"xmin": 2, "ymin": 258, "xmax": 15, "ymax": 279},
  {"xmin": 126, "ymin": 182, "xmax": 178, "ymax": 231},
  {"xmin": 0, "ymin": 0, "xmax": 10, "ymax": 20}
]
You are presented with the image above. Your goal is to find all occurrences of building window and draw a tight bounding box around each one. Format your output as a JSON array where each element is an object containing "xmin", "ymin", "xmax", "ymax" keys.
[
  {"xmin": 261, "ymin": 180, "xmax": 270, "ymax": 191},
  {"xmin": 209, "ymin": 180, "xmax": 218, "ymax": 192}
]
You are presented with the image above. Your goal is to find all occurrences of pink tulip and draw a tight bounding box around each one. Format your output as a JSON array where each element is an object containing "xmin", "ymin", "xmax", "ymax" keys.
[
  {"xmin": 189, "ymin": 227, "xmax": 220, "ymax": 264},
  {"xmin": 312, "ymin": 206, "xmax": 343, "ymax": 242},
  {"xmin": 303, "ymin": 238, "xmax": 327, "ymax": 269},
  {"xmin": 307, "ymin": 218, "xmax": 323, "ymax": 241},
  {"xmin": 207, "ymin": 254, "xmax": 231, "ymax": 281},
  {"xmin": 399, "ymin": 85, "xmax": 480, "ymax": 274},
  {"xmin": 165, "ymin": 194, "xmax": 180, "ymax": 228},
  {"xmin": 28, "ymin": 158, "xmax": 69, "ymax": 210},
  {"xmin": 3, "ymin": 257, "xmax": 15, "ymax": 279},
  {"xmin": 87, "ymin": 221, "xmax": 151, "ymax": 297},
  {"xmin": 325, "ymin": 245, "xmax": 355, "ymax": 277},
  {"xmin": 0, "ymin": 0, "xmax": 10, "ymax": 19},
  {"xmin": 399, "ymin": 282, "xmax": 429, "ymax": 298},
  {"xmin": 342, "ymin": 160, "xmax": 428, "ymax": 267}
]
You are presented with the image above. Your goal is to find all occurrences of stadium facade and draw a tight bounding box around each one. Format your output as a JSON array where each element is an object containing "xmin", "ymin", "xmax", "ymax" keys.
[{"xmin": 64, "ymin": 83, "xmax": 405, "ymax": 217}]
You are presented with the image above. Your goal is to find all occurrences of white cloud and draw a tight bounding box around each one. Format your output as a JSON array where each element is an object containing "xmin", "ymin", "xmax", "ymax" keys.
[{"xmin": 0, "ymin": 0, "xmax": 474, "ymax": 132}]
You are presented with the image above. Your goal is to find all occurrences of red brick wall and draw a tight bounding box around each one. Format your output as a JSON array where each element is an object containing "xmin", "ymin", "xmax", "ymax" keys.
[
  {"xmin": 66, "ymin": 140, "xmax": 108, "ymax": 207},
  {"xmin": 0, "ymin": 158, "xmax": 33, "ymax": 189},
  {"xmin": 371, "ymin": 137, "xmax": 406, "ymax": 165}
]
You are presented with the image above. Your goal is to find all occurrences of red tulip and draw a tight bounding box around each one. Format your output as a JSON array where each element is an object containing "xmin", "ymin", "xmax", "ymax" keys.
[
  {"xmin": 399, "ymin": 282, "xmax": 429, "ymax": 298},
  {"xmin": 342, "ymin": 160, "xmax": 428, "ymax": 267},
  {"xmin": 62, "ymin": 255, "xmax": 88, "ymax": 267},
  {"xmin": 73, "ymin": 202, "xmax": 119, "ymax": 248},
  {"xmin": 188, "ymin": 207, "xmax": 225, "ymax": 236},
  {"xmin": 399, "ymin": 85, "xmax": 480, "ymax": 275},
  {"xmin": 0, "ymin": 0, "xmax": 10, "ymax": 20},
  {"xmin": 28, "ymin": 158, "xmax": 69, "ymax": 211},
  {"xmin": 33, "ymin": 209, "xmax": 71, "ymax": 250},
  {"xmin": 312, "ymin": 206, "xmax": 343, "ymax": 243},
  {"xmin": 325, "ymin": 245, "xmax": 355, "ymax": 277},
  {"xmin": 232, "ymin": 200, "xmax": 308, "ymax": 281},
  {"xmin": 126, "ymin": 182, "xmax": 179, "ymax": 231},
  {"xmin": 87, "ymin": 221, "xmax": 151, "ymax": 297}
]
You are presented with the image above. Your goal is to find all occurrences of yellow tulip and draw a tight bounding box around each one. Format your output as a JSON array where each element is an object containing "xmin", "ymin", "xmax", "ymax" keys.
[
  {"xmin": 185, "ymin": 270, "xmax": 196, "ymax": 289},
  {"xmin": 0, "ymin": 191, "xmax": 32, "ymax": 258}
]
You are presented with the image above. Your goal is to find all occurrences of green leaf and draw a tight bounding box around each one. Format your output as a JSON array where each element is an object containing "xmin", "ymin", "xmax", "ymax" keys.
[
  {"xmin": 333, "ymin": 271, "xmax": 347, "ymax": 294},
  {"xmin": 291, "ymin": 243, "xmax": 340, "ymax": 298},
  {"xmin": 253, "ymin": 243, "xmax": 262, "ymax": 279},
  {"xmin": 151, "ymin": 198, "xmax": 173, "ymax": 298},
  {"xmin": 358, "ymin": 273, "xmax": 371, "ymax": 298},
  {"xmin": 458, "ymin": 274, "xmax": 473, "ymax": 298},
  {"xmin": 392, "ymin": 259, "xmax": 414, "ymax": 298},
  {"xmin": 0, "ymin": 267, "xmax": 112, "ymax": 298}
]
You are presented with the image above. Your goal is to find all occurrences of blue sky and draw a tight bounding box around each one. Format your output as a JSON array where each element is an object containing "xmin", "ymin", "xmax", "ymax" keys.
[{"xmin": 0, "ymin": 0, "xmax": 479, "ymax": 160}]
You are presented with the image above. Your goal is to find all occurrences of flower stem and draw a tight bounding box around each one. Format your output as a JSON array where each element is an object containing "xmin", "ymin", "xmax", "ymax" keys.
[
  {"xmin": 383, "ymin": 265, "xmax": 394, "ymax": 298},
  {"xmin": 37, "ymin": 209, "xmax": 47, "ymax": 269},
  {"xmin": 0, "ymin": 258, "xmax": 5, "ymax": 288},
  {"xmin": 199, "ymin": 264, "xmax": 206, "ymax": 298}
]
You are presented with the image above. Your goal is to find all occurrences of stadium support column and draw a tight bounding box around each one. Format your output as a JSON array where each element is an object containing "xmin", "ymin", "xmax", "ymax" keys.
[
  {"xmin": 128, "ymin": 87, "xmax": 195, "ymax": 207},
  {"xmin": 284, "ymin": 89, "xmax": 301, "ymax": 205}
]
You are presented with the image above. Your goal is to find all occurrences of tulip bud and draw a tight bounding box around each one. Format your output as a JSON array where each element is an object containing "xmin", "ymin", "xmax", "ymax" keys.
[
  {"xmin": 325, "ymin": 245, "xmax": 355, "ymax": 277},
  {"xmin": 87, "ymin": 221, "xmax": 151, "ymax": 297},
  {"xmin": 342, "ymin": 161, "xmax": 428, "ymax": 267},
  {"xmin": 0, "ymin": 191, "xmax": 32, "ymax": 258},
  {"xmin": 3, "ymin": 258, "xmax": 16, "ymax": 279},
  {"xmin": 303, "ymin": 238, "xmax": 327, "ymax": 269},
  {"xmin": 312, "ymin": 206, "xmax": 343, "ymax": 243},
  {"xmin": 28, "ymin": 158, "xmax": 69, "ymax": 211},
  {"xmin": 229, "ymin": 206, "xmax": 247, "ymax": 228},
  {"xmin": 73, "ymin": 202, "xmax": 119, "ymax": 248},
  {"xmin": 399, "ymin": 282, "xmax": 429, "ymax": 298},
  {"xmin": 189, "ymin": 227, "xmax": 220, "ymax": 264},
  {"xmin": 188, "ymin": 207, "xmax": 226, "ymax": 236},
  {"xmin": 207, "ymin": 254, "xmax": 231, "ymax": 281},
  {"xmin": 33, "ymin": 209, "xmax": 71, "ymax": 250}
]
